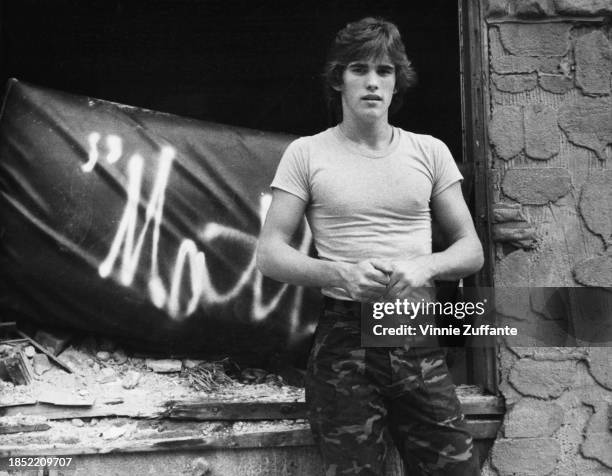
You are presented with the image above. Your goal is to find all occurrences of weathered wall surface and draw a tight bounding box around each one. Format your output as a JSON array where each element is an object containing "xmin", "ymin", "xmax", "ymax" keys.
[{"xmin": 484, "ymin": 1, "xmax": 612, "ymax": 474}]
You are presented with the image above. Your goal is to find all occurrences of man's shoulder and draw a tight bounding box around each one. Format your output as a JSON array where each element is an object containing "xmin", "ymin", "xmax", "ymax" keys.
[
  {"xmin": 397, "ymin": 128, "xmax": 446, "ymax": 150},
  {"xmin": 283, "ymin": 127, "xmax": 337, "ymax": 156},
  {"xmin": 293, "ymin": 127, "xmax": 336, "ymax": 145}
]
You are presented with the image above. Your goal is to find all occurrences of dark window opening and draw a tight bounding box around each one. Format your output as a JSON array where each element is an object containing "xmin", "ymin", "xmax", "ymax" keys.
[
  {"xmin": 0, "ymin": 0, "xmax": 494, "ymax": 391},
  {"xmin": 0, "ymin": 0, "xmax": 462, "ymax": 159}
]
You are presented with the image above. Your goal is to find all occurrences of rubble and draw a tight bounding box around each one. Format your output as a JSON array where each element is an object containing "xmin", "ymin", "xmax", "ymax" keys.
[
  {"xmin": 0, "ymin": 344, "xmax": 13, "ymax": 355},
  {"xmin": 102, "ymin": 422, "xmax": 137, "ymax": 440},
  {"xmin": 183, "ymin": 359, "xmax": 205, "ymax": 369},
  {"xmin": 146, "ymin": 358, "xmax": 182, "ymax": 373},
  {"xmin": 185, "ymin": 362, "xmax": 234, "ymax": 392},
  {"xmin": 0, "ymin": 352, "xmax": 304, "ymax": 468},
  {"xmin": 191, "ymin": 457, "xmax": 212, "ymax": 476},
  {"xmin": 8, "ymin": 328, "xmax": 74, "ymax": 374},
  {"xmin": 121, "ymin": 370, "xmax": 141, "ymax": 390},
  {"xmin": 103, "ymin": 397, "xmax": 124, "ymax": 405},
  {"xmin": 60, "ymin": 350, "xmax": 86, "ymax": 373},
  {"xmin": 112, "ymin": 349, "xmax": 128, "ymax": 364},
  {"xmin": 0, "ymin": 351, "xmax": 33, "ymax": 385},
  {"xmin": 37, "ymin": 388, "xmax": 94, "ymax": 407},
  {"xmin": 130, "ymin": 357, "xmax": 145, "ymax": 366},
  {"xmin": 0, "ymin": 414, "xmax": 50, "ymax": 434},
  {"xmin": 101, "ymin": 425, "xmax": 127, "ymax": 440},
  {"xmin": 96, "ymin": 351, "xmax": 111, "ymax": 361},
  {"xmin": 240, "ymin": 368, "xmax": 269, "ymax": 384},
  {"xmin": 0, "ymin": 417, "xmax": 308, "ymax": 455},
  {"xmin": 97, "ymin": 367, "xmax": 117, "ymax": 384},
  {"xmin": 72, "ymin": 418, "xmax": 84, "ymax": 427},
  {"xmin": 34, "ymin": 329, "xmax": 71, "ymax": 355},
  {"xmin": 32, "ymin": 353, "xmax": 52, "ymax": 375},
  {"xmin": 0, "ymin": 330, "xmax": 305, "ymax": 455},
  {"xmin": 0, "ymin": 380, "xmax": 35, "ymax": 407}
]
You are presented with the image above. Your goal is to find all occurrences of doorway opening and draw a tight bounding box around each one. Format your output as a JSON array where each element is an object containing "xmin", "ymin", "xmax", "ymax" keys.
[{"xmin": 1, "ymin": 0, "xmax": 494, "ymax": 391}]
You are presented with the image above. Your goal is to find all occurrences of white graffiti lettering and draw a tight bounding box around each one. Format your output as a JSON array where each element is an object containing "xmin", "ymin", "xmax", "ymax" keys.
[
  {"xmin": 81, "ymin": 133, "xmax": 122, "ymax": 172},
  {"xmin": 85, "ymin": 134, "xmax": 311, "ymax": 333},
  {"xmin": 81, "ymin": 132, "xmax": 101, "ymax": 172},
  {"xmin": 105, "ymin": 135, "xmax": 123, "ymax": 164},
  {"xmin": 168, "ymin": 239, "xmax": 205, "ymax": 317},
  {"xmin": 97, "ymin": 146, "xmax": 175, "ymax": 313}
]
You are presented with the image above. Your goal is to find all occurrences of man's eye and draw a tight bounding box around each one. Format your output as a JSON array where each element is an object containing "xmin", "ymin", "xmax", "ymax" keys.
[
  {"xmin": 378, "ymin": 67, "xmax": 394, "ymax": 76},
  {"xmin": 349, "ymin": 65, "xmax": 367, "ymax": 73}
]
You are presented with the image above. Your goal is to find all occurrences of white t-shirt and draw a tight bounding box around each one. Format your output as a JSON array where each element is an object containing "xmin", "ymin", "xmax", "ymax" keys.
[{"xmin": 271, "ymin": 125, "xmax": 462, "ymax": 299}]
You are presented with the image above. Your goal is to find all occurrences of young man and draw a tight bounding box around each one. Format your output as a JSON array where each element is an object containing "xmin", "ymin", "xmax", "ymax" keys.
[{"xmin": 257, "ymin": 17, "xmax": 483, "ymax": 475}]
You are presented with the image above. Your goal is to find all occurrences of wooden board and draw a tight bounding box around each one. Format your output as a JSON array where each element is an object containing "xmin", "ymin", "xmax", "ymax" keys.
[
  {"xmin": 164, "ymin": 401, "xmax": 306, "ymax": 420},
  {"xmin": 466, "ymin": 419, "xmax": 501, "ymax": 439},
  {"xmin": 0, "ymin": 422, "xmax": 500, "ymax": 458},
  {"xmin": 0, "ymin": 395, "xmax": 504, "ymax": 421},
  {"xmin": 0, "ymin": 423, "xmax": 50, "ymax": 435},
  {"xmin": 0, "ymin": 429, "xmax": 314, "ymax": 457}
]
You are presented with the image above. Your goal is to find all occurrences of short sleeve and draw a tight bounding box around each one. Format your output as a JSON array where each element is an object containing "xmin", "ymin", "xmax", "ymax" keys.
[
  {"xmin": 431, "ymin": 138, "xmax": 463, "ymax": 198},
  {"xmin": 270, "ymin": 138, "xmax": 310, "ymax": 202}
]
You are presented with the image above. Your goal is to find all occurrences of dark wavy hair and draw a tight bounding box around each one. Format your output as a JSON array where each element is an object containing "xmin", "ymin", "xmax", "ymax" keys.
[{"xmin": 323, "ymin": 17, "xmax": 417, "ymax": 121}]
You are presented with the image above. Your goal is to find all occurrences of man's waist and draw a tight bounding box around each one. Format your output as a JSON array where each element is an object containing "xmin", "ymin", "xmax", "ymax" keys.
[{"xmin": 323, "ymin": 296, "xmax": 362, "ymax": 318}]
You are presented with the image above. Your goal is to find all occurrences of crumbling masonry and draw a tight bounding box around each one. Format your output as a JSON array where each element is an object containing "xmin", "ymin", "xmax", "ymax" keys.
[{"xmin": 485, "ymin": 1, "xmax": 612, "ymax": 474}]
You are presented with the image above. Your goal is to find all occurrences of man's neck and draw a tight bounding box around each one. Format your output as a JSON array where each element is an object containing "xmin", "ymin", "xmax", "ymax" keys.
[{"xmin": 338, "ymin": 117, "xmax": 393, "ymax": 151}]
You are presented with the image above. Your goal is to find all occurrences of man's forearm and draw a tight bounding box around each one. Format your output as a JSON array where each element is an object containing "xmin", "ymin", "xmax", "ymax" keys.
[
  {"xmin": 429, "ymin": 235, "xmax": 484, "ymax": 282},
  {"xmin": 256, "ymin": 238, "xmax": 345, "ymax": 289}
]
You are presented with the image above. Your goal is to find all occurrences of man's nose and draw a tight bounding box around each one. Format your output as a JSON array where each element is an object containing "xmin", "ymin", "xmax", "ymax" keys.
[{"xmin": 365, "ymin": 71, "xmax": 379, "ymax": 90}]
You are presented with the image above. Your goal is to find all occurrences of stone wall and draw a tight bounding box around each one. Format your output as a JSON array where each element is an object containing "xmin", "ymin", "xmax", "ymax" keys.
[{"xmin": 483, "ymin": 1, "xmax": 612, "ymax": 474}]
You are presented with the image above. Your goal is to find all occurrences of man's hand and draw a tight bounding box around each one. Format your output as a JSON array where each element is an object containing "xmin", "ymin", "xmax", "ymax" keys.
[
  {"xmin": 337, "ymin": 259, "xmax": 392, "ymax": 302},
  {"xmin": 382, "ymin": 256, "xmax": 436, "ymax": 299}
]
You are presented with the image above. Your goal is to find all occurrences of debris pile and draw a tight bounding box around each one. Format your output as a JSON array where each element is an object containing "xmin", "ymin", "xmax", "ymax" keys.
[
  {"xmin": 184, "ymin": 360, "xmax": 235, "ymax": 392},
  {"xmin": 0, "ymin": 322, "xmax": 305, "ymax": 451}
]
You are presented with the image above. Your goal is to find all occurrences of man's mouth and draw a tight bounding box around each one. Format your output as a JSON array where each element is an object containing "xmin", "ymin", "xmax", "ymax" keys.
[{"xmin": 362, "ymin": 95, "xmax": 382, "ymax": 101}]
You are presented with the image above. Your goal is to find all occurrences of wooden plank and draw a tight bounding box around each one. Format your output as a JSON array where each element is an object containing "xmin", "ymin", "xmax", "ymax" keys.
[
  {"xmin": 486, "ymin": 16, "xmax": 606, "ymax": 24},
  {"xmin": 465, "ymin": 419, "xmax": 501, "ymax": 439},
  {"xmin": 166, "ymin": 398, "xmax": 504, "ymax": 420},
  {"xmin": 164, "ymin": 401, "xmax": 307, "ymax": 421},
  {"xmin": 460, "ymin": 395, "xmax": 505, "ymax": 416},
  {"xmin": 0, "ymin": 417, "xmax": 501, "ymax": 459},
  {"xmin": 37, "ymin": 395, "xmax": 94, "ymax": 407},
  {"xmin": 0, "ymin": 338, "xmax": 29, "ymax": 344},
  {"xmin": 0, "ymin": 397, "xmax": 37, "ymax": 408},
  {"xmin": 0, "ymin": 423, "xmax": 50, "ymax": 434},
  {"xmin": 459, "ymin": 0, "xmax": 493, "ymax": 288},
  {"xmin": 0, "ymin": 402, "xmax": 165, "ymax": 420},
  {"xmin": 460, "ymin": 0, "xmax": 499, "ymax": 396},
  {"xmin": 0, "ymin": 429, "xmax": 315, "ymax": 457},
  {"xmin": 0, "ymin": 396, "xmax": 504, "ymax": 420},
  {"xmin": 15, "ymin": 330, "xmax": 73, "ymax": 374}
]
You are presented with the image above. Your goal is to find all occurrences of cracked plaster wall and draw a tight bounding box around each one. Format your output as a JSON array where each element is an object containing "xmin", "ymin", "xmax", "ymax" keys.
[{"xmin": 483, "ymin": 1, "xmax": 612, "ymax": 475}]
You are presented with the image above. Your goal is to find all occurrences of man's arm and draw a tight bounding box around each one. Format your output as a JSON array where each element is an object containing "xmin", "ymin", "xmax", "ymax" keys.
[
  {"xmin": 384, "ymin": 182, "xmax": 484, "ymax": 297},
  {"xmin": 256, "ymin": 189, "xmax": 390, "ymax": 301}
]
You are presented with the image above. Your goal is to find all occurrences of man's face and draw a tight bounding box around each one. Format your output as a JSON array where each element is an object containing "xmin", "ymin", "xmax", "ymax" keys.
[{"xmin": 336, "ymin": 55, "xmax": 396, "ymax": 124}]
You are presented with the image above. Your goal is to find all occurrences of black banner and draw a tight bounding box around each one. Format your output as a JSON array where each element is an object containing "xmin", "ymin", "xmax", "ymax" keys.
[{"xmin": 0, "ymin": 79, "xmax": 320, "ymax": 360}]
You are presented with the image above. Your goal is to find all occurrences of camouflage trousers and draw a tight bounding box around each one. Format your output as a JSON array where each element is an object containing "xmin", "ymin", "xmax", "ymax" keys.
[{"xmin": 305, "ymin": 300, "xmax": 480, "ymax": 476}]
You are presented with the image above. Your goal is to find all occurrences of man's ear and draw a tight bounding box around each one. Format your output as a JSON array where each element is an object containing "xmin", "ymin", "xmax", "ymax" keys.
[{"xmin": 332, "ymin": 82, "xmax": 343, "ymax": 92}]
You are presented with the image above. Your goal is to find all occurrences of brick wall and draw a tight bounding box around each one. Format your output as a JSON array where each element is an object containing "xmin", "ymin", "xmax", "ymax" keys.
[{"xmin": 482, "ymin": 1, "xmax": 612, "ymax": 474}]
